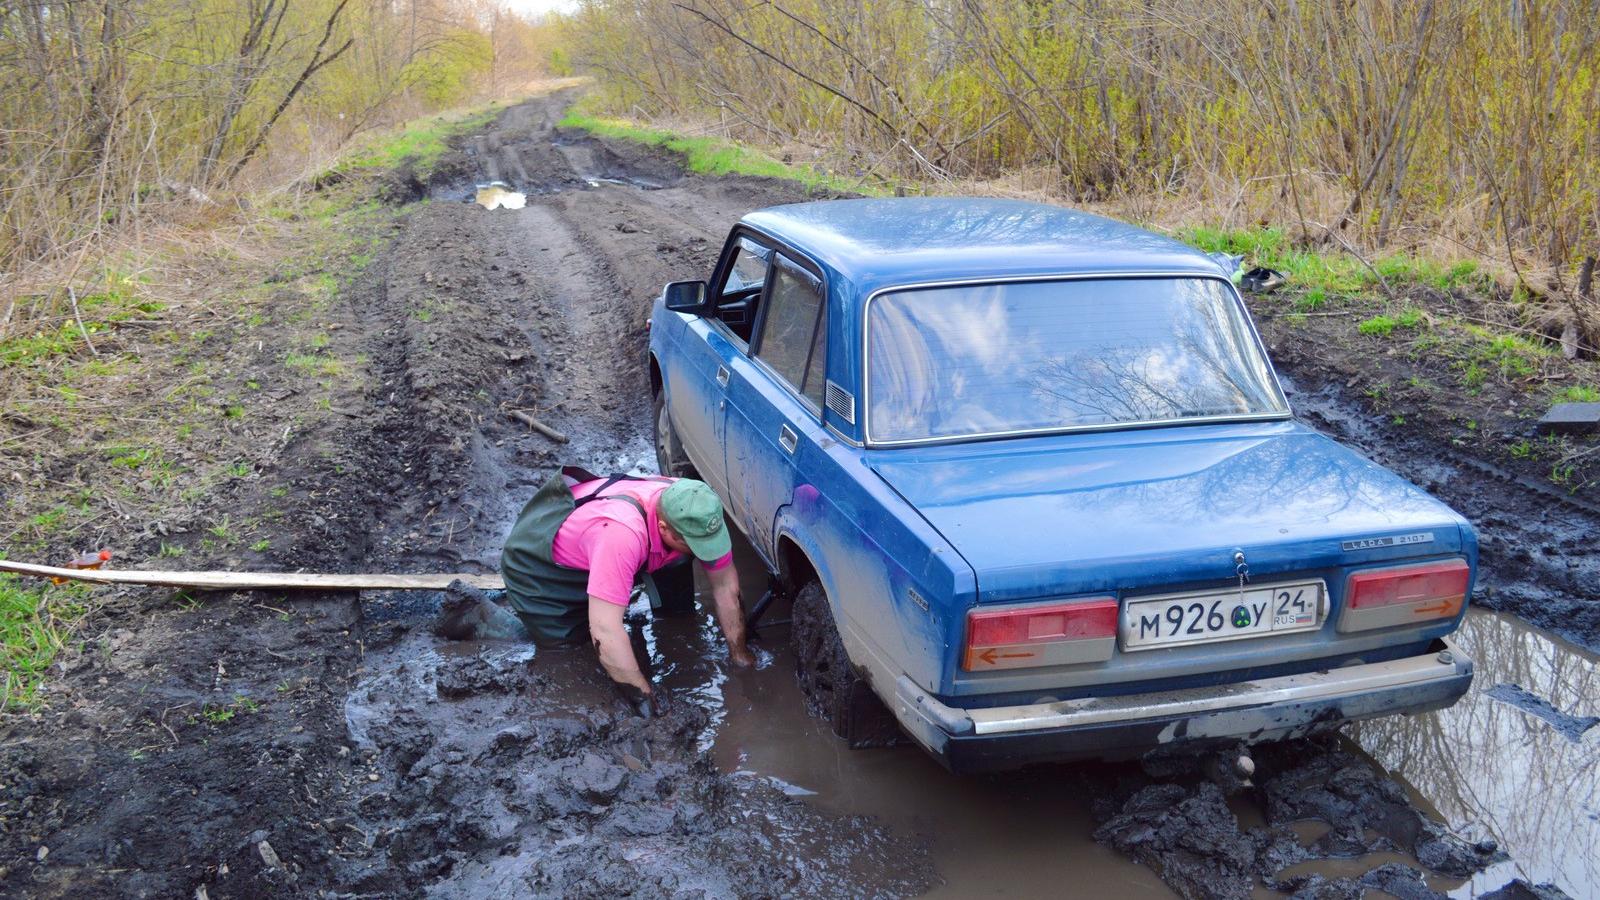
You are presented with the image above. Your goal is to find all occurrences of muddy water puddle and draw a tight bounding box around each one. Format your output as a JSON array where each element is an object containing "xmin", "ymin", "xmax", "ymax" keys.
[
  {"xmin": 623, "ymin": 531, "xmax": 1598, "ymax": 897},
  {"xmin": 474, "ymin": 182, "xmax": 527, "ymax": 209},
  {"xmin": 1351, "ymin": 609, "xmax": 1600, "ymax": 895},
  {"xmin": 363, "ymin": 447, "xmax": 1598, "ymax": 893}
]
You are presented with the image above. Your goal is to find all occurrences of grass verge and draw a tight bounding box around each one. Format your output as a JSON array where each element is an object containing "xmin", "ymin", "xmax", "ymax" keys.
[
  {"xmin": 1, "ymin": 574, "xmax": 87, "ymax": 710},
  {"xmin": 1180, "ymin": 225, "xmax": 1494, "ymax": 299},
  {"xmin": 558, "ymin": 109, "xmax": 888, "ymax": 196},
  {"xmin": 339, "ymin": 103, "xmax": 505, "ymax": 178},
  {"xmin": 2, "ymin": 92, "xmax": 520, "ymax": 711}
]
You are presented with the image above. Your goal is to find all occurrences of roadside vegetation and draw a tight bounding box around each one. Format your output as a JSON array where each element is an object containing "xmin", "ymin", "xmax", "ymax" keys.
[
  {"xmin": 0, "ymin": 575, "xmax": 88, "ymax": 710},
  {"xmin": 0, "ymin": 73, "xmax": 557, "ymax": 712},
  {"xmin": 556, "ymin": 1, "xmax": 1600, "ymax": 496},
  {"xmin": 1, "ymin": 2, "xmax": 565, "ymax": 328},
  {"xmin": 1, "ymin": 1, "xmax": 570, "ymax": 712},
  {"xmin": 558, "ymin": 110, "xmax": 880, "ymax": 195},
  {"xmin": 563, "ymin": 1, "xmax": 1598, "ymax": 340},
  {"xmin": 556, "ymin": 113, "xmax": 1600, "ymax": 496}
]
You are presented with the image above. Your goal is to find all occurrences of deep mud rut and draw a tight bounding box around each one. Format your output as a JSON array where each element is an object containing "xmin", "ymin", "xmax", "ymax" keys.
[{"xmin": 2, "ymin": 90, "xmax": 1597, "ymax": 899}]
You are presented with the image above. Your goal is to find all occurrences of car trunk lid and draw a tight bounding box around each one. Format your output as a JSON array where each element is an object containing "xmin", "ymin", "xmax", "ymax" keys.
[{"xmin": 868, "ymin": 421, "xmax": 1466, "ymax": 605}]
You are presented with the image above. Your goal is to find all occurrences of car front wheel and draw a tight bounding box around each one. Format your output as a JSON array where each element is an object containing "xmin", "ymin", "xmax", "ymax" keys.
[
  {"xmin": 653, "ymin": 389, "xmax": 696, "ymax": 479},
  {"xmin": 791, "ymin": 580, "xmax": 901, "ymax": 748}
]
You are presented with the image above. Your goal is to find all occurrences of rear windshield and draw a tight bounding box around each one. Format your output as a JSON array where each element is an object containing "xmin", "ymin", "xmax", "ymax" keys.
[{"xmin": 866, "ymin": 277, "xmax": 1287, "ymax": 442}]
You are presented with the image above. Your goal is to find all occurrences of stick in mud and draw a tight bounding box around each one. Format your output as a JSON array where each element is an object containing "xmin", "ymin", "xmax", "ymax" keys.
[
  {"xmin": 0, "ymin": 559, "xmax": 505, "ymax": 592},
  {"xmin": 508, "ymin": 408, "xmax": 568, "ymax": 443}
]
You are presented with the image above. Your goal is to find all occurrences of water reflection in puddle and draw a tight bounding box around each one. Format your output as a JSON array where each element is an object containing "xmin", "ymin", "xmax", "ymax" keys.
[
  {"xmin": 475, "ymin": 182, "xmax": 526, "ymax": 209},
  {"xmin": 1351, "ymin": 609, "xmax": 1600, "ymax": 896},
  {"xmin": 644, "ymin": 530, "xmax": 1599, "ymax": 897}
]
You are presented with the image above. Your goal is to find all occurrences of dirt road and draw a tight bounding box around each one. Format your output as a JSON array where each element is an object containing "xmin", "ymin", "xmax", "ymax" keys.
[{"xmin": 2, "ymin": 90, "xmax": 1595, "ymax": 898}]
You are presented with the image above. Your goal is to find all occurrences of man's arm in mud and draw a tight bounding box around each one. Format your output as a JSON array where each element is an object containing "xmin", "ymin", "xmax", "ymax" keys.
[
  {"xmin": 588, "ymin": 596, "xmax": 650, "ymax": 691},
  {"xmin": 705, "ymin": 561, "xmax": 754, "ymax": 667}
]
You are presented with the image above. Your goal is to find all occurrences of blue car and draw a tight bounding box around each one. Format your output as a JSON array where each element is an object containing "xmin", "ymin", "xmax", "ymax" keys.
[{"xmin": 647, "ymin": 198, "xmax": 1474, "ymax": 772}]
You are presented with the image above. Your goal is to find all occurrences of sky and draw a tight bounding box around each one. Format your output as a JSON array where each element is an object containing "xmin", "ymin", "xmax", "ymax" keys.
[{"xmin": 503, "ymin": 0, "xmax": 579, "ymax": 16}]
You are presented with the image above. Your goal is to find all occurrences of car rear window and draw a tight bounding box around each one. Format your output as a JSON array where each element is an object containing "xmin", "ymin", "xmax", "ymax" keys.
[{"xmin": 866, "ymin": 277, "xmax": 1287, "ymax": 442}]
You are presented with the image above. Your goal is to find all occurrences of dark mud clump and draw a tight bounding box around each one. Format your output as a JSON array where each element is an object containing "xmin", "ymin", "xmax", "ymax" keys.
[
  {"xmin": 1483, "ymin": 682, "xmax": 1600, "ymax": 741},
  {"xmin": 1268, "ymin": 862, "xmax": 1441, "ymax": 900},
  {"xmin": 433, "ymin": 650, "xmax": 545, "ymax": 699},
  {"xmin": 1479, "ymin": 880, "xmax": 1577, "ymax": 900},
  {"xmin": 1094, "ymin": 780, "xmax": 1307, "ymax": 898},
  {"xmin": 1092, "ymin": 736, "xmax": 1503, "ymax": 899},
  {"xmin": 1253, "ymin": 740, "xmax": 1502, "ymax": 876},
  {"xmin": 339, "ymin": 633, "xmax": 932, "ymax": 897}
]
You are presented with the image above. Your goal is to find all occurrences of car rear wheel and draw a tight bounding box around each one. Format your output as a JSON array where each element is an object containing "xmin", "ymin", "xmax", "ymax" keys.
[
  {"xmin": 653, "ymin": 389, "xmax": 696, "ymax": 478},
  {"xmin": 791, "ymin": 580, "xmax": 901, "ymax": 748}
]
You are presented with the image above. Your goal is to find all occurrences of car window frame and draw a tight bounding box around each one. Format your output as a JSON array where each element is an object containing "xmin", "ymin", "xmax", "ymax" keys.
[
  {"xmin": 861, "ymin": 273, "xmax": 1293, "ymax": 447},
  {"xmin": 744, "ymin": 247, "xmax": 829, "ymax": 420},
  {"xmin": 705, "ymin": 228, "xmax": 777, "ymax": 350}
]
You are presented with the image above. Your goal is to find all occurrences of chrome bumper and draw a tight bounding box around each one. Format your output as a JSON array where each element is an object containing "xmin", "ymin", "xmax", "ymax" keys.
[{"xmin": 893, "ymin": 638, "xmax": 1473, "ymax": 772}]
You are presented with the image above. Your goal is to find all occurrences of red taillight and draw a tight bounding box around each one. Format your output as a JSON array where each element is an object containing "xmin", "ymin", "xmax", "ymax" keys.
[
  {"xmin": 1339, "ymin": 559, "xmax": 1470, "ymax": 632},
  {"xmin": 1347, "ymin": 559, "xmax": 1470, "ymax": 610},
  {"xmin": 964, "ymin": 598, "xmax": 1118, "ymax": 671}
]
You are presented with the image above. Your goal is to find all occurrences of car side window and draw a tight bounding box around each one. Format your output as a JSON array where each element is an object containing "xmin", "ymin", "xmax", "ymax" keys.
[
  {"xmin": 711, "ymin": 236, "xmax": 770, "ymax": 345},
  {"xmin": 755, "ymin": 256, "xmax": 826, "ymax": 410},
  {"xmin": 802, "ymin": 303, "xmax": 826, "ymax": 408}
]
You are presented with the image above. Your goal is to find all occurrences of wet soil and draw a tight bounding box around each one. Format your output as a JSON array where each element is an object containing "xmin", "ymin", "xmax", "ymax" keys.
[{"xmin": 3, "ymin": 88, "xmax": 1598, "ymax": 899}]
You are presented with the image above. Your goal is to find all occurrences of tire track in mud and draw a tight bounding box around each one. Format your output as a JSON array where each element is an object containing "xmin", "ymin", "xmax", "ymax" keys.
[{"xmin": 328, "ymin": 93, "xmax": 939, "ymax": 897}]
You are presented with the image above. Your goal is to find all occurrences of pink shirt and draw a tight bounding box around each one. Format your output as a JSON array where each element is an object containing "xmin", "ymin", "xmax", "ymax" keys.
[{"xmin": 551, "ymin": 477, "xmax": 732, "ymax": 606}]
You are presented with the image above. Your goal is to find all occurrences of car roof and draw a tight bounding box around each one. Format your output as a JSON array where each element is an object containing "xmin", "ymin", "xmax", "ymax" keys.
[{"xmin": 741, "ymin": 197, "xmax": 1229, "ymax": 297}]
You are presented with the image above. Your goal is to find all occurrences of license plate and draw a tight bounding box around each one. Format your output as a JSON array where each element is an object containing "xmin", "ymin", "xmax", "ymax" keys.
[{"xmin": 1121, "ymin": 580, "xmax": 1325, "ymax": 651}]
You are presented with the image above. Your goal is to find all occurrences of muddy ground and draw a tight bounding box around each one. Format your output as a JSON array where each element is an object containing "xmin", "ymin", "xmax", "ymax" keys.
[{"xmin": 1, "ymin": 90, "xmax": 1596, "ymax": 898}]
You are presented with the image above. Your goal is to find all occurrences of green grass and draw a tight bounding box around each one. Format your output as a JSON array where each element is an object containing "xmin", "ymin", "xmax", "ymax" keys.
[
  {"xmin": 1371, "ymin": 254, "xmax": 1489, "ymax": 292},
  {"xmin": 0, "ymin": 277, "xmax": 164, "ymax": 368},
  {"xmin": 1357, "ymin": 306, "xmax": 1426, "ymax": 338},
  {"xmin": 1555, "ymin": 385, "xmax": 1600, "ymax": 403},
  {"xmin": 558, "ymin": 110, "xmax": 889, "ymax": 196},
  {"xmin": 1179, "ymin": 226, "xmax": 1489, "ymax": 299},
  {"xmin": 284, "ymin": 351, "xmax": 346, "ymax": 378},
  {"xmin": 1180, "ymin": 226, "xmax": 1368, "ymax": 295},
  {"xmin": 1358, "ymin": 314, "xmax": 1399, "ymax": 337},
  {"xmin": 2, "ymin": 574, "xmax": 88, "ymax": 710},
  {"xmin": 340, "ymin": 104, "xmax": 503, "ymax": 178}
]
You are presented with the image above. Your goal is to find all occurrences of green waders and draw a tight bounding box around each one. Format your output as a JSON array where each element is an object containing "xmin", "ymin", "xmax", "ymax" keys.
[{"xmin": 501, "ymin": 467, "xmax": 650, "ymax": 645}]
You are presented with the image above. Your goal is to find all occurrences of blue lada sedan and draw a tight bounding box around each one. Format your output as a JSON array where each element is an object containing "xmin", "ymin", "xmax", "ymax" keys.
[{"xmin": 646, "ymin": 197, "xmax": 1474, "ymax": 772}]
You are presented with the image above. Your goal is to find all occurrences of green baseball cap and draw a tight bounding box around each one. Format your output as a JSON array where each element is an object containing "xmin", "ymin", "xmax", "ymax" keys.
[{"xmin": 659, "ymin": 479, "xmax": 731, "ymax": 561}]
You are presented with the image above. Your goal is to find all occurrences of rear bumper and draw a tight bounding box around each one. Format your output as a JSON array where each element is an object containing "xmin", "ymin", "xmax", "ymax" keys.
[{"xmin": 892, "ymin": 638, "xmax": 1472, "ymax": 773}]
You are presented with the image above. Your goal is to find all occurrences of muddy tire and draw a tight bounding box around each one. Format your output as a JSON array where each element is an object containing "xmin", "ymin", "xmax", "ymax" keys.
[
  {"xmin": 653, "ymin": 389, "xmax": 697, "ymax": 478},
  {"xmin": 790, "ymin": 580, "xmax": 902, "ymax": 748}
]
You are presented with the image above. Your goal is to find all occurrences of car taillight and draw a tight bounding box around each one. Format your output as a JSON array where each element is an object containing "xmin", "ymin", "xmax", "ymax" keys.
[
  {"xmin": 963, "ymin": 598, "xmax": 1118, "ymax": 671},
  {"xmin": 1338, "ymin": 559, "xmax": 1470, "ymax": 633}
]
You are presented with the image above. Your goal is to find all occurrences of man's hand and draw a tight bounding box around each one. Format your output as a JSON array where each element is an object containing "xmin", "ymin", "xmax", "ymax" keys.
[
  {"xmin": 589, "ymin": 595, "xmax": 649, "ymax": 691},
  {"xmin": 704, "ymin": 561, "xmax": 753, "ymax": 667},
  {"xmin": 614, "ymin": 681, "xmax": 672, "ymax": 718}
]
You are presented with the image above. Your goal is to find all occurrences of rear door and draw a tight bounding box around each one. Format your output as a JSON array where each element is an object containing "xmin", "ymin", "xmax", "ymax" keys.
[
  {"xmin": 666, "ymin": 233, "xmax": 772, "ymax": 499},
  {"xmin": 723, "ymin": 252, "xmax": 828, "ymax": 557}
]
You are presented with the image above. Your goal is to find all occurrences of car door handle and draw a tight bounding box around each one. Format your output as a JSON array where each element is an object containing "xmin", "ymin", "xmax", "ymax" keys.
[
  {"xmin": 778, "ymin": 424, "xmax": 798, "ymax": 454},
  {"xmin": 715, "ymin": 366, "xmax": 730, "ymax": 387}
]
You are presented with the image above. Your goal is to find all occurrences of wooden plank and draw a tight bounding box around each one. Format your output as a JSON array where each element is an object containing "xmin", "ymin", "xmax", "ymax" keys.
[{"xmin": 0, "ymin": 560, "xmax": 504, "ymax": 592}]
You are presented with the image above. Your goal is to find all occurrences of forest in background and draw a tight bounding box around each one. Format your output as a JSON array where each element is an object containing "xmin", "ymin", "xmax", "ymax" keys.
[
  {"xmin": 565, "ymin": 0, "xmax": 1599, "ymax": 303},
  {"xmin": 0, "ymin": 0, "xmax": 562, "ymax": 280}
]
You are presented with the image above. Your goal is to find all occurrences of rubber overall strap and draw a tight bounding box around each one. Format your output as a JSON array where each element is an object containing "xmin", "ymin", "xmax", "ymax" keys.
[
  {"xmin": 571, "ymin": 474, "xmax": 654, "ymax": 576},
  {"xmin": 571, "ymin": 474, "xmax": 641, "ymax": 510}
]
